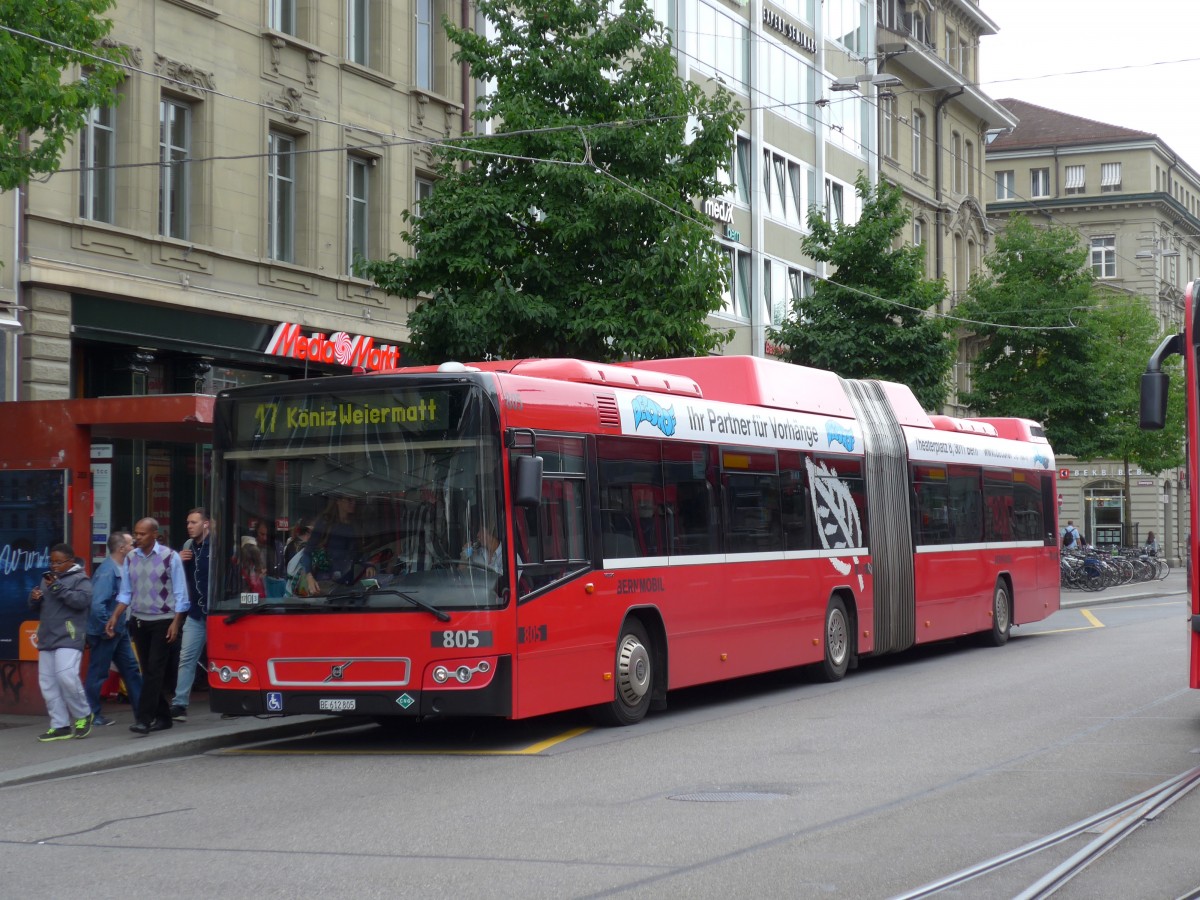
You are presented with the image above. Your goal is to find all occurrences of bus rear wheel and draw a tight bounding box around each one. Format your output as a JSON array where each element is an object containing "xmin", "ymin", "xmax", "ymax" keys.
[
  {"xmin": 986, "ymin": 579, "xmax": 1012, "ymax": 647},
  {"xmin": 817, "ymin": 596, "xmax": 850, "ymax": 682},
  {"xmin": 593, "ymin": 618, "xmax": 654, "ymax": 726}
]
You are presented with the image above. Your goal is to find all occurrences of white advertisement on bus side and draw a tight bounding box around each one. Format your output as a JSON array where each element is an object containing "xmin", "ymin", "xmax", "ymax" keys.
[
  {"xmin": 613, "ymin": 389, "xmax": 862, "ymax": 455},
  {"xmin": 904, "ymin": 428, "xmax": 1055, "ymax": 471}
]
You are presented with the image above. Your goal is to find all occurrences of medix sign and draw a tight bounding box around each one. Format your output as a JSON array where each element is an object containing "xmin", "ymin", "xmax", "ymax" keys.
[{"xmin": 264, "ymin": 322, "xmax": 401, "ymax": 372}]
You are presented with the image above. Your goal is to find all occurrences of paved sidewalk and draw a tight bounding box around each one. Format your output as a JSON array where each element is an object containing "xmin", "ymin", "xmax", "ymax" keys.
[
  {"xmin": 0, "ymin": 570, "xmax": 1188, "ymax": 788},
  {"xmin": 0, "ymin": 700, "xmax": 358, "ymax": 789}
]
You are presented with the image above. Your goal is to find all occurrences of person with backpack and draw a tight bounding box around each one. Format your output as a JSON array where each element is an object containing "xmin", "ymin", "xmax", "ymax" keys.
[{"xmin": 1062, "ymin": 521, "xmax": 1080, "ymax": 549}]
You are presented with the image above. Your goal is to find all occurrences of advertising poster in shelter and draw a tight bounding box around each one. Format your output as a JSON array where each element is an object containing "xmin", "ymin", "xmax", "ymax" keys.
[{"xmin": 0, "ymin": 471, "xmax": 66, "ymax": 660}]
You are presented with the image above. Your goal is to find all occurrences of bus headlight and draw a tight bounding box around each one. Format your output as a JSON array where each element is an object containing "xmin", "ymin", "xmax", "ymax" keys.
[
  {"xmin": 432, "ymin": 659, "xmax": 491, "ymax": 685},
  {"xmin": 211, "ymin": 662, "xmax": 254, "ymax": 684}
]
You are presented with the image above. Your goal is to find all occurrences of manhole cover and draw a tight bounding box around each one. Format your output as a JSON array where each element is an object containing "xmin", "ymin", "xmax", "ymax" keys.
[{"xmin": 668, "ymin": 791, "xmax": 789, "ymax": 802}]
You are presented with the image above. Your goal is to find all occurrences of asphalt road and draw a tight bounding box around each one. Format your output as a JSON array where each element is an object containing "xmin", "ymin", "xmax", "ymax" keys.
[{"xmin": 2, "ymin": 589, "xmax": 1198, "ymax": 899}]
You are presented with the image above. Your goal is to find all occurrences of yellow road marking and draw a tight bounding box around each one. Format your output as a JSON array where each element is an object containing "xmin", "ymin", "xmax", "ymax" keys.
[
  {"xmin": 1033, "ymin": 607, "xmax": 1106, "ymax": 635},
  {"xmin": 217, "ymin": 725, "xmax": 592, "ymax": 757}
]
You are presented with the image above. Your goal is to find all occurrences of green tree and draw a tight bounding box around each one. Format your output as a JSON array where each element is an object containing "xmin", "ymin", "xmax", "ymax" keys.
[
  {"xmin": 772, "ymin": 174, "xmax": 954, "ymax": 410},
  {"xmin": 358, "ymin": 0, "xmax": 741, "ymax": 364},
  {"xmin": 955, "ymin": 216, "xmax": 1113, "ymax": 458},
  {"xmin": 1089, "ymin": 294, "xmax": 1184, "ymax": 543},
  {"xmin": 0, "ymin": 0, "xmax": 127, "ymax": 191}
]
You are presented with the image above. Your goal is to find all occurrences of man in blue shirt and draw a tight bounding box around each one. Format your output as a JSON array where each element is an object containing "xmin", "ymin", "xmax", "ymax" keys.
[
  {"xmin": 171, "ymin": 508, "xmax": 210, "ymax": 722},
  {"xmin": 84, "ymin": 531, "xmax": 142, "ymax": 726}
]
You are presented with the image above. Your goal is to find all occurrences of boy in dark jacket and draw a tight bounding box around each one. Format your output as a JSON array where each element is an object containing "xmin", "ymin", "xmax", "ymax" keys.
[{"xmin": 30, "ymin": 543, "xmax": 94, "ymax": 741}]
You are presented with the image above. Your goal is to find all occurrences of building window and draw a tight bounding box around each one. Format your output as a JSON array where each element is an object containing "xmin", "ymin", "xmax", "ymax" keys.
[
  {"xmin": 1031, "ymin": 167, "xmax": 1050, "ymax": 198},
  {"xmin": 787, "ymin": 160, "xmax": 801, "ymax": 228},
  {"xmin": 269, "ymin": 0, "xmax": 296, "ymax": 34},
  {"xmin": 1091, "ymin": 235, "xmax": 1116, "ymax": 279},
  {"xmin": 1064, "ymin": 164, "xmax": 1085, "ymax": 195},
  {"xmin": 721, "ymin": 247, "xmax": 751, "ymax": 319},
  {"xmin": 964, "ymin": 140, "xmax": 974, "ymax": 195},
  {"xmin": 79, "ymin": 104, "xmax": 115, "ymax": 223},
  {"xmin": 159, "ymin": 98, "xmax": 191, "ymax": 240},
  {"xmin": 946, "ymin": 28, "xmax": 957, "ymax": 69},
  {"xmin": 347, "ymin": 156, "xmax": 370, "ymax": 273},
  {"xmin": 773, "ymin": 154, "xmax": 787, "ymax": 221},
  {"xmin": 415, "ymin": 0, "xmax": 433, "ymax": 89},
  {"xmin": 951, "ymin": 131, "xmax": 961, "ymax": 193},
  {"xmin": 762, "ymin": 148, "xmax": 772, "ymax": 214},
  {"xmin": 267, "ymin": 131, "xmax": 296, "ymax": 263},
  {"xmin": 905, "ymin": 8, "xmax": 927, "ymax": 45},
  {"xmin": 414, "ymin": 175, "xmax": 435, "ymax": 217},
  {"xmin": 880, "ymin": 95, "xmax": 895, "ymax": 160},
  {"xmin": 912, "ymin": 111, "xmax": 926, "ymax": 176},
  {"xmin": 825, "ymin": 178, "xmax": 843, "ymax": 224},
  {"xmin": 347, "ymin": 0, "xmax": 371, "ymax": 66},
  {"xmin": 996, "ymin": 170, "xmax": 1015, "ymax": 200},
  {"xmin": 1101, "ymin": 162, "xmax": 1122, "ymax": 192},
  {"xmin": 735, "ymin": 135, "xmax": 751, "ymax": 205},
  {"xmin": 913, "ymin": 217, "xmax": 924, "ymax": 248}
]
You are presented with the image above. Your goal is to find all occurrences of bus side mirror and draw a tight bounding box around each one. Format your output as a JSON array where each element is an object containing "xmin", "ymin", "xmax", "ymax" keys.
[
  {"xmin": 514, "ymin": 455, "xmax": 543, "ymax": 508},
  {"xmin": 1140, "ymin": 370, "xmax": 1168, "ymax": 430}
]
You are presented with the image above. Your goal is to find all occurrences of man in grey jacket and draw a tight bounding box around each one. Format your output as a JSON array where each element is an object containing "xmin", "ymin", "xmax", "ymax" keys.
[{"xmin": 30, "ymin": 543, "xmax": 94, "ymax": 741}]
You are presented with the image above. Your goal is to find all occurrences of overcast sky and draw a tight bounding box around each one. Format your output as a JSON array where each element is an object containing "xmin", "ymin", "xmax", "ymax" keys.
[{"xmin": 979, "ymin": 0, "xmax": 1200, "ymax": 172}]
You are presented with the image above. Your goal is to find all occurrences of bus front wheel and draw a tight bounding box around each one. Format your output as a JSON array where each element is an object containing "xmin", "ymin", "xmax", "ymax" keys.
[
  {"xmin": 818, "ymin": 596, "xmax": 850, "ymax": 682},
  {"xmin": 593, "ymin": 619, "xmax": 654, "ymax": 726}
]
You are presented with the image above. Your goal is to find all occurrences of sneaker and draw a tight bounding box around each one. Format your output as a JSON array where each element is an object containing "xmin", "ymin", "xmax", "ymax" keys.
[
  {"xmin": 37, "ymin": 726, "xmax": 74, "ymax": 742},
  {"xmin": 73, "ymin": 713, "xmax": 94, "ymax": 739},
  {"xmin": 93, "ymin": 713, "xmax": 115, "ymax": 727},
  {"xmin": 169, "ymin": 705, "xmax": 187, "ymax": 722}
]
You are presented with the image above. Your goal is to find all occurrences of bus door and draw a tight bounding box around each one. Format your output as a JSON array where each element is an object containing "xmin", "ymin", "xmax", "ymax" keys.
[{"xmin": 509, "ymin": 435, "xmax": 594, "ymax": 717}]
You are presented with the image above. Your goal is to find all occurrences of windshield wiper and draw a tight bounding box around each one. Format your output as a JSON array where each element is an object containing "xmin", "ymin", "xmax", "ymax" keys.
[{"xmin": 324, "ymin": 585, "xmax": 451, "ymax": 622}]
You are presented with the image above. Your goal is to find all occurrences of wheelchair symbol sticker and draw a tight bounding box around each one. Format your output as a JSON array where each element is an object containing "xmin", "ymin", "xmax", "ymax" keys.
[{"xmin": 266, "ymin": 692, "xmax": 283, "ymax": 712}]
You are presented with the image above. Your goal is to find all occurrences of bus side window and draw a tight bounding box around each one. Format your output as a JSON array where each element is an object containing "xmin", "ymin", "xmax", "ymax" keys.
[
  {"xmin": 664, "ymin": 443, "xmax": 718, "ymax": 555},
  {"xmin": 597, "ymin": 436, "xmax": 663, "ymax": 559},
  {"xmin": 779, "ymin": 450, "xmax": 812, "ymax": 551}
]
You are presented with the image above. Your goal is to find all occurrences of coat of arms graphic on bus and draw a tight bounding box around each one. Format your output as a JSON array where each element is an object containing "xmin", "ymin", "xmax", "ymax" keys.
[{"xmin": 806, "ymin": 457, "xmax": 864, "ymax": 589}]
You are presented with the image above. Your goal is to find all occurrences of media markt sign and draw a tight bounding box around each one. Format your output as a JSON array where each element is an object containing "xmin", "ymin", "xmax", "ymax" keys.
[{"xmin": 264, "ymin": 322, "xmax": 402, "ymax": 372}]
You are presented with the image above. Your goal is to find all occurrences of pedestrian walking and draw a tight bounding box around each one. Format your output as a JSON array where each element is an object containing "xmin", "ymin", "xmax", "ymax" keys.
[
  {"xmin": 31, "ymin": 543, "xmax": 94, "ymax": 741},
  {"xmin": 171, "ymin": 508, "xmax": 210, "ymax": 722},
  {"xmin": 84, "ymin": 531, "xmax": 143, "ymax": 726},
  {"xmin": 1061, "ymin": 520, "xmax": 1080, "ymax": 549},
  {"xmin": 107, "ymin": 518, "xmax": 189, "ymax": 735}
]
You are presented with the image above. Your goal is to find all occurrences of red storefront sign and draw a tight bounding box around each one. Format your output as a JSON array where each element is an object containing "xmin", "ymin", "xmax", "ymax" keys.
[{"xmin": 264, "ymin": 322, "xmax": 401, "ymax": 372}]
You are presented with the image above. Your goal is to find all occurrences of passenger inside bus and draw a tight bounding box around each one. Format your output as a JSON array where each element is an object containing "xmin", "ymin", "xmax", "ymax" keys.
[{"xmin": 309, "ymin": 495, "xmax": 376, "ymax": 587}]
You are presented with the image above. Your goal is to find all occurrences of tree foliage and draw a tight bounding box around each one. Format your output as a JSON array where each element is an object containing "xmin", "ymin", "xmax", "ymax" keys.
[
  {"xmin": 1086, "ymin": 294, "xmax": 1185, "ymax": 475},
  {"xmin": 358, "ymin": 0, "xmax": 741, "ymax": 364},
  {"xmin": 0, "ymin": 0, "xmax": 127, "ymax": 191},
  {"xmin": 955, "ymin": 216, "xmax": 1121, "ymax": 458},
  {"xmin": 773, "ymin": 175, "xmax": 954, "ymax": 410}
]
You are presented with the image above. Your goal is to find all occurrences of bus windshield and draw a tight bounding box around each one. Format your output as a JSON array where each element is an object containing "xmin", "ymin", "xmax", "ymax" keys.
[{"xmin": 212, "ymin": 380, "xmax": 506, "ymax": 614}]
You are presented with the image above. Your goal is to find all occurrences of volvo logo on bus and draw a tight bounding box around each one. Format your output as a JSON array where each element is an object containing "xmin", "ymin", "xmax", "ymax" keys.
[{"xmin": 324, "ymin": 661, "xmax": 354, "ymax": 682}]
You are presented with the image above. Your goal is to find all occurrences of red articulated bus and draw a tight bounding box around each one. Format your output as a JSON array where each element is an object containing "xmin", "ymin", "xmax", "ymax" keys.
[
  {"xmin": 1142, "ymin": 279, "xmax": 1198, "ymax": 687},
  {"xmin": 206, "ymin": 355, "xmax": 1060, "ymax": 725}
]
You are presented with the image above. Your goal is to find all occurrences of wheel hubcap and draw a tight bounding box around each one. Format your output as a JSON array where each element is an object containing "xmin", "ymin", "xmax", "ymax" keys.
[
  {"xmin": 616, "ymin": 635, "xmax": 651, "ymax": 706},
  {"xmin": 995, "ymin": 590, "xmax": 1010, "ymax": 631},
  {"xmin": 827, "ymin": 609, "xmax": 848, "ymax": 666}
]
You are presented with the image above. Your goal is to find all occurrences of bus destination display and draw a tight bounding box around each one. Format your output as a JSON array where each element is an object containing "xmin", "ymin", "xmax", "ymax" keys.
[{"xmin": 235, "ymin": 391, "xmax": 451, "ymax": 443}]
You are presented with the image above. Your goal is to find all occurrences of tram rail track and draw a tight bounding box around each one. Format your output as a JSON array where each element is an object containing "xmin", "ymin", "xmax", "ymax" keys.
[{"xmin": 892, "ymin": 764, "xmax": 1200, "ymax": 900}]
